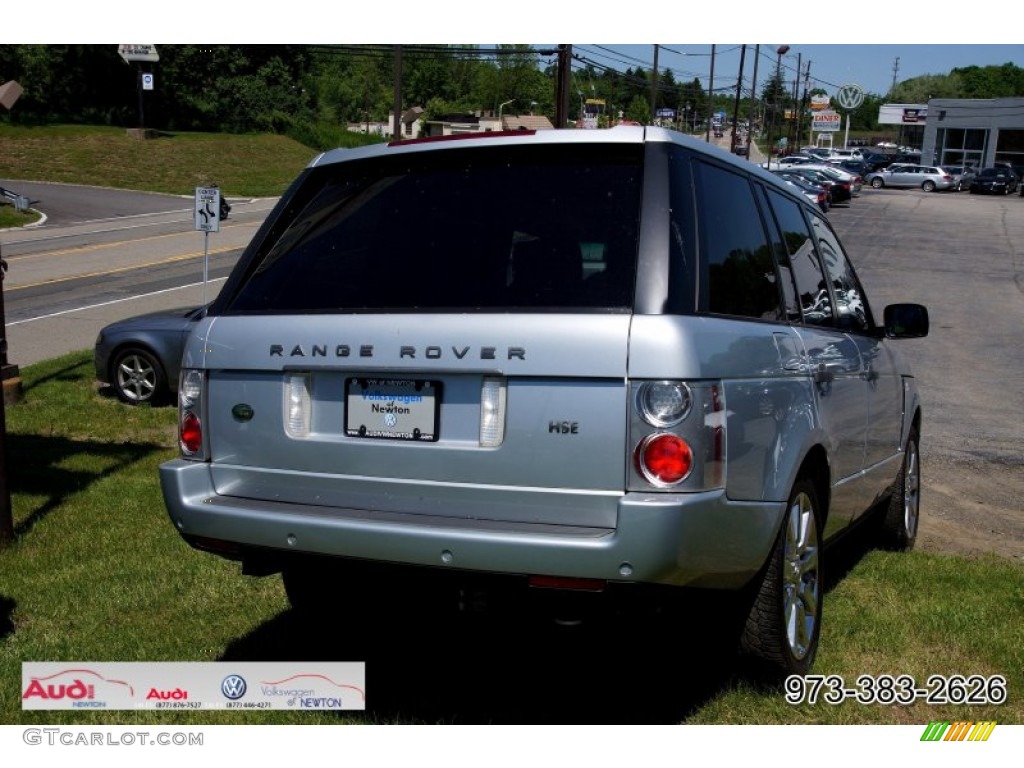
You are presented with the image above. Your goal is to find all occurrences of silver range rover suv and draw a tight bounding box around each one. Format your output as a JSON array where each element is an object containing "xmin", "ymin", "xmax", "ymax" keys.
[{"xmin": 160, "ymin": 126, "xmax": 928, "ymax": 676}]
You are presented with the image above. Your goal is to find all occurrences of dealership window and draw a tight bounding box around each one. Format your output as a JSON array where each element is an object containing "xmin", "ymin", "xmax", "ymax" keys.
[
  {"xmin": 937, "ymin": 127, "xmax": 988, "ymax": 169},
  {"xmin": 995, "ymin": 129, "xmax": 1024, "ymax": 168}
]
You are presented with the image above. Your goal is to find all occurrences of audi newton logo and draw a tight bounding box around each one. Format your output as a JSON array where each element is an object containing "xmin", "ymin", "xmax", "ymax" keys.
[{"xmin": 221, "ymin": 675, "xmax": 247, "ymax": 700}]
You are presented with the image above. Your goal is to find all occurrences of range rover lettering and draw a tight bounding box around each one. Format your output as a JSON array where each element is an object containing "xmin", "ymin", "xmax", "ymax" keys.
[{"xmin": 160, "ymin": 126, "xmax": 928, "ymax": 676}]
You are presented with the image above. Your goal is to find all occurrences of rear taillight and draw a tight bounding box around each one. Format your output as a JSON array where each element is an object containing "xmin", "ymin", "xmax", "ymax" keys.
[
  {"xmin": 629, "ymin": 380, "xmax": 725, "ymax": 491},
  {"xmin": 178, "ymin": 369, "xmax": 207, "ymax": 459},
  {"xmin": 180, "ymin": 411, "xmax": 202, "ymax": 454},
  {"xmin": 636, "ymin": 433, "xmax": 693, "ymax": 486}
]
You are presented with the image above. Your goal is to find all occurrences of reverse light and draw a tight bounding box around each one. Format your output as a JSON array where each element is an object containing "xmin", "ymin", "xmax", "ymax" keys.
[
  {"xmin": 479, "ymin": 376, "xmax": 507, "ymax": 447},
  {"xmin": 636, "ymin": 381, "xmax": 692, "ymax": 427},
  {"xmin": 636, "ymin": 433, "xmax": 693, "ymax": 486},
  {"xmin": 284, "ymin": 374, "xmax": 311, "ymax": 438},
  {"xmin": 180, "ymin": 369, "xmax": 203, "ymax": 407}
]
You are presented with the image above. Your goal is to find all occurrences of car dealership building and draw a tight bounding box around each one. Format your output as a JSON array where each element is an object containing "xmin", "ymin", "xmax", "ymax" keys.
[{"xmin": 918, "ymin": 97, "xmax": 1024, "ymax": 170}]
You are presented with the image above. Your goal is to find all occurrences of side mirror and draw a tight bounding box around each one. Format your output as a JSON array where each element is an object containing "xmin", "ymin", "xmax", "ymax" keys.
[{"xmin": 883, "ymin": 303, "xmax": 929, "ymax": 338}]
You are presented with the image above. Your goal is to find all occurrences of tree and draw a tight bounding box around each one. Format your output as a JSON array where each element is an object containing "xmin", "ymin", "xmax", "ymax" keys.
[
  {"xmin": 624, "ymin": 95, "xmax": 650, "ymax": 124},
  {"xmin": 472, "ymin": 45, "xmax": 547, "ymax": 115}
]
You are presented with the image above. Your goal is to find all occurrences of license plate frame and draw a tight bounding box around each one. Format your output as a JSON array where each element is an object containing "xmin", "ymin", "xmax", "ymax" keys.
[{"xmin": 345, "ymin": 378, "xmax": 440, "ymax": 442}]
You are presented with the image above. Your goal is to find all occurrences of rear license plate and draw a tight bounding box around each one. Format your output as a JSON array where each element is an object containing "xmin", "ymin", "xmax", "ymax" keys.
[{"xmin": 345, "ymin": 378, "xmax": 440, "ymax": 442}]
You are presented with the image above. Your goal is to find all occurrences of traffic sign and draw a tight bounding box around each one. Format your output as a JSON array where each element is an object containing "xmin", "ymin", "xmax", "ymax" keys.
[
  {"xmin": 141, "ymin": 73, "xmax": 154, "ymax": 91},
  {"xmin": 194, "ymin": 187, "xmax": 221, "ymax": 233}
]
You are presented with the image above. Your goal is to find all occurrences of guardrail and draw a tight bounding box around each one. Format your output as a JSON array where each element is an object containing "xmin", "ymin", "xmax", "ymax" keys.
[{"xmin": 0, "ymin": 186, "xmax": 31, "ymax": 212}]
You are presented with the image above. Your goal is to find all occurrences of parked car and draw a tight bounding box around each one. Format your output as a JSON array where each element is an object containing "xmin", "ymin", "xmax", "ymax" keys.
[
  {"xmin": 159, "ymin": 126, "xmax": 929, "ymax": 678},
  {"xmin": 789, "ymin": 167, "xmax": 852, "ymax": 203},
  {"xmin": 94, "ymin": 306, "xmax": 204, "ymax": 405},
  {"xmin": 772, "ymin": 170, "xmax": 831, "ymax": 211},
  {"xmin": 969, "ymin": 166, "xmax": 1019, "ymax": 195},
  {"xmin": 942, "ymin": 165, "xmax": 977, "ymax": 192},
  {"xmin": 859, "ymin": 153, "xmax": 897, "ymax": 174},
  {"xmin": 800, "ymin": 163, "xmax": 863, "ymax": 196},
  {"xmin": 763, "ymin": 155, "xmax": 821, "ymax": 170},
  {"xmin": 865, "ymin": 165, "xmax": 956, "ymax": 192}
]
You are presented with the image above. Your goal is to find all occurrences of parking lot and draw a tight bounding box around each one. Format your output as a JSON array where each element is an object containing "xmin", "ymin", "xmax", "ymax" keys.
[{"xmin": 826, "ymin": 185, "xmax": 1024, "ymax": 559}]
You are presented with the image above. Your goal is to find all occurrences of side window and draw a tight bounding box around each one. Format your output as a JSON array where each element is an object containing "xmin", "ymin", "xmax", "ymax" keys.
[
  {"xmin": 695, "ymin": 162, "xmax": 783, "ymax": 321},
  {"xmin": 757, "ymin": 186, "xmax": 801, "ymax": 322},
  {"xmin": 808, "ymin": 214, "xmax": 874, "ymax": 333},
  {"xmin": 765, "ymin": 188, "xmax": 833, "ymax": 327}
]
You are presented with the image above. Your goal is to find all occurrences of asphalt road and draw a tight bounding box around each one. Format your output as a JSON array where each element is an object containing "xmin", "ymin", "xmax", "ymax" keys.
[
  {"xmin": 1, "ymin": 179, "xmax": 193, "ymax": 226},
  {"xmin": 825, "ymin": 185, "xmax": 1024, "ymax": 559},
  {"xmin": 1, "ymin": 184, "xmax": 279, "ymax": 366}
]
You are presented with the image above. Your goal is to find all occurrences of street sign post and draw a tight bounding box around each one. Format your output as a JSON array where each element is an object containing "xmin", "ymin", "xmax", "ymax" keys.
[{"xmin": 194, "ymin": 187, "xmax": 221, "ymax": 306}]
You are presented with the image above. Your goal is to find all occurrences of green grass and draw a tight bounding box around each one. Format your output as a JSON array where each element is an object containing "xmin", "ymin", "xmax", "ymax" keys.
[
  {"xmin": 0, "ymin": 202, "xmax": 41, "ymax": 228},
  {"xmin": 1, "ymin": 353, "xmax": 1021, "ymax": 725},
  {"xmin": 0, "ymin": 124, "xmax": 376, "ymax": 198}
]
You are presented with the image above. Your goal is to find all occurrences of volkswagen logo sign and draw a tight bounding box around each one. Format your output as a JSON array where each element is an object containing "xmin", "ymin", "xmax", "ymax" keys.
[
  {"xmin": 836, "ymin": 84, "xmax": 864, "ymax": 111},
  {"xmin": 221, "ymin": 674, "xmax": 247, "ymax": 700}
]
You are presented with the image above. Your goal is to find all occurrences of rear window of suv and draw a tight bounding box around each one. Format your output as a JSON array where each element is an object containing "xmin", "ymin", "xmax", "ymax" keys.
[{"xmin": 224, "ymin": 144, "xmax": 644, "ymax": 314}]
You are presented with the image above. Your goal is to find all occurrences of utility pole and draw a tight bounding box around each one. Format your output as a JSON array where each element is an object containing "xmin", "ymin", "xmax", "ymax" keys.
[
  {"xmin": 789, "ymin": 53, "xmax": 801, "ymax": 148},
  {"xmin": 705, "ymin": 44, "xmax": 715, "ymax": 142},
  {"xmin": 795, "ymin": 60, "xmax": 811, "ymax": 150},
  {"xmin": 392, "ymin": 45, "xmax": 403, "ymax": 140},
  {"xmin": 747, "ymin": 44, "xmax": 760, "ymax": 144},
  {"xmin": 0, "ymin": 245, "xmax": 12, "ymax": 547},
  {"xmin": 766, "ymin": 45, "xmax": 790, "ymax": 168},
  {"xmin": 649, "ymin": 45, "xmax": 659, "ymax": 124},
  {"xmin": 890, "ymin": 57, "xmax": 900, "ymax": 96},
  {"xmin": 555, "ymin": 44, "xmax": 572, "ymax": 128},
  {"xmin": 730, "ymin": 45, "xmax": 746, "ymax": 154}
]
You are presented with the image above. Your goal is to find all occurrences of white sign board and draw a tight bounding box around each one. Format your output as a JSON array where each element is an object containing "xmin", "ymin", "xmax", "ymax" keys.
[
  {"xmin": 812, "ymin": 111, "xmax": 842, "ymax": 132},
  {"xmin": 141, "ymin": 73, "xmax": 154, "ymax": 91},
  {"xmin": 195, "ymin": 187, "xmax": 221, "ymax": 233},
  {"xmin": 0, "ymin": 80, "xmax": 23, "ymax": 110},
  {"xmin": 118, "ymin": 44, "xmax": 160, "ymax": 63}
]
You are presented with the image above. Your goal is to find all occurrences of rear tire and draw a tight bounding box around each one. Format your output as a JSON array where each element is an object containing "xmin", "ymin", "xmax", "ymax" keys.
[
  {"xmin": 922, "ymin": 180, "xmax": 936, "ymax": 192},
  {"xmin": 741, "ymin": 478, "xmax": 822, "ymax": 677},
  {"xmin": 879, "ymin": 427, "xmax": 920, "ymax": 551},
  {"xmin": 870, "ymin": 177, "xmax": 884, "ymax": 189}
]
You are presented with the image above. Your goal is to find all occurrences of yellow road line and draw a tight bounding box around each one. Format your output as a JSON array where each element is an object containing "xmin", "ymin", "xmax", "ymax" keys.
[
  {"xmin": 6, "ymin": 220, "xmax": 254, "ymax": 262},
  {"xmin": 7, "ymin": 246, "xmax": 241, "ymax": 292}
]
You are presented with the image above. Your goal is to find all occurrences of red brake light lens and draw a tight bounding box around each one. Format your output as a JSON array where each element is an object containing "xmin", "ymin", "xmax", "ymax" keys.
[
  {"xmin": 636, "ymin": 433, "xmax": 694, "ymax": 486},
  {"xmin": 180, "ymin": 411, "xmax": 202, "ymax": 455}
]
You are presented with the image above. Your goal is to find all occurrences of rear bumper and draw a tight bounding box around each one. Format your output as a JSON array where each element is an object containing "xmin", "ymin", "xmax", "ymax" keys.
[{"xmin": 159, "ymin": 459, "xmax": 785, "ymax": 590}]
